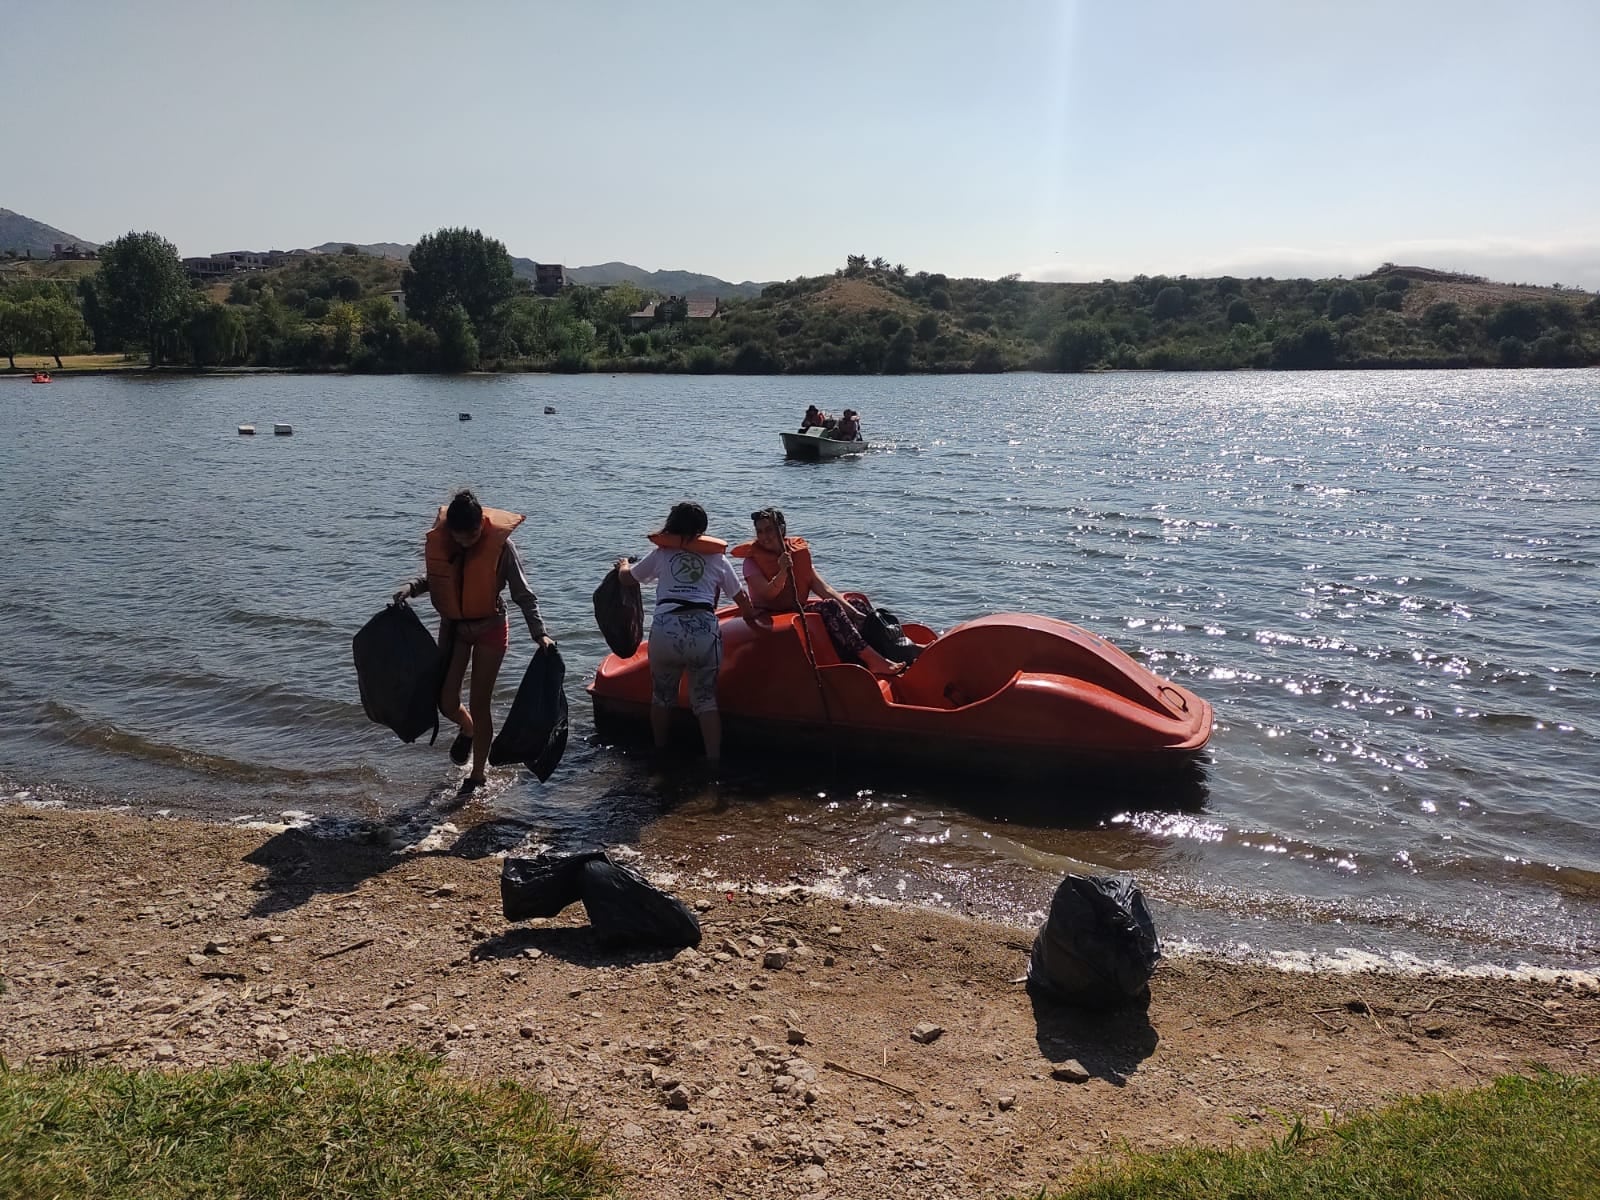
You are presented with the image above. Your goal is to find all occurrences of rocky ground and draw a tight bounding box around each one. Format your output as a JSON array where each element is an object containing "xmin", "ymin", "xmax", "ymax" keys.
[{"xmin": 3, "ymin": 804, "xmax": 1596, "ymax": 1199}]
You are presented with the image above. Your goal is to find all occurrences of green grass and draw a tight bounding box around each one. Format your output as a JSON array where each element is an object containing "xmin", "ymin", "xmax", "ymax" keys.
[
  {"xmin": 0, "ymin": 1050, "xmax": 615, "ymax": 1199},
  {"xmin": 1041, "ymin": 1071, "xmax": 1600, "ymax": 1200}
]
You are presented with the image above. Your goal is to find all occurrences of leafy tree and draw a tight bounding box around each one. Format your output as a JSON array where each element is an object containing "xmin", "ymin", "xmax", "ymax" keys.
[
  {"xmin": 1226, "ymin": 298, "xmax": 1256, "ymax": 325},
  {"xmin": 915, "ymin": 313, "xmax": 940, "ymax": 341},
  {"xmin": 186, "ymin": 303, "xmax": 247, "ymax": 366},
  {"xmin": 1215, "ymin": 276, "xmax": 1242, "ymax": 297},
  {"xmin": 21, "ymin": 295, "xmax": 88, "ymax": 367},
  {"xmin": 340, "ymin": 244, "xmax": 361, "ymax": 256},
  {"xmin": 845, "ymin": 254, "xmax": 868, "ymax": 275},
  {"xmin": 1487, "ymin": 301, "xmax": 1542, "ymax": 342},
  {"xmin": 333, "ymin": 275, "xmax": 362, "ymax": 301},
  {"xmin": 627, "ymin": 333, "xmax": 650, "ymax": 356},
  {"xmin": 433, "ymin": 303, "xmax": 480, "ymax": 371},
  {"xmin": 227, "ymin": 279, "xmax": 253, "ymax": 306},
  {"xmin": 928, "ymin": 288, "xmax": 950, "ymax": 311},
  {"xmin": 0, "ymin": 300, "xmax": 21, "ymax": 368},
  {"xmin": 884, "ymin": 327, "xmax": 915, "ymax": 373},
  {"xmin": 1055, "ymin": 322, "xmax": 1110, "ymax": 371},
  {"xmin": 1327, "ymin": 286, "xmax": 1364, "ymax": 318},
  {"xmin": 1152, "ymin": 286, "xmax": 1186, "ymax": 319},
  {"xmin": 1498, "ymin": 336, "xmax": 1525, "ymax": 365},
  {"xmin": 401, "ymin": 227, "xmax": 515, "ymax": 333},
  {"xmin": 1423, "ymin": 301, "xmax": 1462, "ymax": 332},
  {"xmin": 96, "ymin": 231, "xmax": 191, "ymax": 366},
  {"xmin": 1373, "ymin": 290, "xmax": 1403, "ymax": 311}
]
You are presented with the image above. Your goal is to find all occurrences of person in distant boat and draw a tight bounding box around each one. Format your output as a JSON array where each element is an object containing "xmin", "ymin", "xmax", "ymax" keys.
[
  {"xmin": 828, "ymin": 409, "xmax": 861, "ymax": 441},
  {"xmin": 392, "ymin": 488, "xmax": 554, "ymax": 798},
  {"xmin": 616, "ymin": 501, "xmax": 770, "ymax": 764},
  {"xmin": 799, "ymin": 404, "xmax": 833, "ymax": 432},
  {"xmin": 733, "ymin": 507, "xmax": 905, "ymax": 678}
]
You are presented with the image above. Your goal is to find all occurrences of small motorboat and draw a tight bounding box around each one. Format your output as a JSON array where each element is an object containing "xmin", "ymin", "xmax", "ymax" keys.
[
  {"xmin": 544, "ymin": 405, "xmax": 557, "ymax": 415},
  {"xmin": 238, "ymin": 424, "xmax": 256, "ymax": 436},
  {"xmin": 782, "ymin": 428, "xmax": 866, "ymax": 460},
  {"xmin": 589, "ymin": 610, "xmax": 1212, "ymax": 778},
  {"xmin": 459, "ymin": 412, "xmax": 471, "ymax": 421},
  {"xmin": 273, "ymin": 423, "xmax": 293, "ymax": 436},
  {"xmin": 31, "ymin": 372, "xmax": 51, "ymax": 384}
]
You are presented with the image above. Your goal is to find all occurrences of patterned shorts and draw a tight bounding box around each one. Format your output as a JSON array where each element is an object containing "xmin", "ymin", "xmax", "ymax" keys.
[{"xmin": 649, "ymin": 609, "xmax": 722, "ymax": 713}]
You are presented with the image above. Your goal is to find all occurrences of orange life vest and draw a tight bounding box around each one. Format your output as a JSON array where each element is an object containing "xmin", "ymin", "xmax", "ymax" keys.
[
  {"xmin": 423, "ymin": 506, "xmax": 524, "ymax": 621},
  {"xmin": 646, "ymin": 532, "xmax": 728, "ymax": 555},
  {"xmin": 730, "ymin": 537, "xmax": 815, "ymax": 612}
]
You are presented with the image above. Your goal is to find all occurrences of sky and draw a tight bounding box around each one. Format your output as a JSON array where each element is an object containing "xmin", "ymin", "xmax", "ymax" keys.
[{"xmin": 4, "ymin": 0, "xmax": 1599, "ymax": 287}]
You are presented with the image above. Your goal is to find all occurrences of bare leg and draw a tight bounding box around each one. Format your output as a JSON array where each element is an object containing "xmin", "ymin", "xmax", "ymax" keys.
[
  {"xmin": 438, "ymin": 639, "xmax": 473, "ymax": 735},
  {"xmin": 696, "ymin": 710, "xmax": 722, "ymax": 764},
  {"xmin": 859, "ymin": 646, "xmax": 904, "ymax": 677},
  {"xmin": 465, "ymin": 639, "xmax": 506, "ymax": 782},
  {"xmin": 649, "ymin": 702, "xmax": 671, "ymax": 751}
]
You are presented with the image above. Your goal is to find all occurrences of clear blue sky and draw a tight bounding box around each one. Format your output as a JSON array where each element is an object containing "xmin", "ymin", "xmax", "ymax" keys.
[{"xmin": 5, "ymin": 0, "xmax": 1598, "ymax": 286}]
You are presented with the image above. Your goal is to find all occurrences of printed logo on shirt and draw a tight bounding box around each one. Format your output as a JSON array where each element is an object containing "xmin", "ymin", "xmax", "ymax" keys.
[{"xmin": 669, "ymin": 552, "xmax": 706, "ymax": 585}]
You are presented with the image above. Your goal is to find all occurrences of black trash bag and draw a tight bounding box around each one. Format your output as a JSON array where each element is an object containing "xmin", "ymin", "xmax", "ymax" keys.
[
  {"xmin": 1027, "ymin": 873, "xmax": 1160, "ymax": 1009},
  {"xmin": 861, "ymin": 606, "xmax": 924, "ymax": 664},
  {"xmin": 592, "ymin": 562, "xmax": 644, "ymax": 658},
  {"xmin": 488, "ymin": 644, "xmax": 568, "ymax": 781},
  {"xmin": 501, "ymin": 849, "xmax": 605, "ymax": 921},
  {"xmin": 579, "ymin": 857, "xmax": 702, "ymax": 949},
  {"xmin": 351, "ymin": 602, "xmax": 442, "ymax": 744},
  {"xmin": 500, "ymin": 850, "xmax": 702, "ymax": 951}
]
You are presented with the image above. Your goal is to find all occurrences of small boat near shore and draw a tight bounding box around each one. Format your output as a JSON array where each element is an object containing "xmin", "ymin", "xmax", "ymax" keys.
[
  {"xmin": 590, "ymin": 610, "xmax": 1212, "ymax": 779},
  {"xmin": 781, "ymin": 428, "xmax": 866, "ymax": 460},
  {"xmin": 31, "ymin": 372, "xmax": 51, "ymax": 384}
]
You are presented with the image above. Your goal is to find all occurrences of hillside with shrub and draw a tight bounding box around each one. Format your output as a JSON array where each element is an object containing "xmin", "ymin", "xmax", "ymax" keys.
[{"xmin": 4, "ymin": 231, "xmax": 1597, "ymax": 374}]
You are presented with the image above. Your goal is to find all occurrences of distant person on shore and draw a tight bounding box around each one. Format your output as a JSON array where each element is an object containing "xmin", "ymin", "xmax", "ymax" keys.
[
  {"xmin": 616, "ymin": 502, "xmax": 769, "ymax": 765},
  {"xmin": 733, "ymin": 506, "xmax": 905, "ymax": 678},
  {"xmin": 829, "ymin": 409, "xmax": 861, "ymax": 441},
  {"xmin": 392, "ymin": 488, "xmax": 554, "ymax": 798}
]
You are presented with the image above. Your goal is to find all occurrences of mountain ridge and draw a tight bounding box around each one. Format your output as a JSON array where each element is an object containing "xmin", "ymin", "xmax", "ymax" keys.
[{"xmin": 0, "ymin": 208, "xmax": 99, "ymax": 258}]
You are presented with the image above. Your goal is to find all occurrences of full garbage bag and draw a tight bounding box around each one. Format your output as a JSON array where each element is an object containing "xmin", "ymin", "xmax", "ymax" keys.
[
  {"xmin": 488, "ymin": 644, "xmax": 568, "ymax": 781},
  {"xmin": 351, "ymin": 602, "xmax": 442, "ymax": 744},
  {"xmin": 500, "ymin": 849, "xmax": 701, "ymax": 949},
  {"xmin": 593, "ymin": 562, "xmax": 644, "ymax": 658},
  {"xmin": 1027, "ymin": 873, "xmax": 1160, "ymax": 1008}
]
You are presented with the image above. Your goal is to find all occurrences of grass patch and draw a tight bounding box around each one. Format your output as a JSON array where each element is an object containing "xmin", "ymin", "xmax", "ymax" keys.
[
  {"xmin": 1042, "ymin": 1071, "xmax": 1600, "ymax": 1200},
  {"xmin": 0, "ymin": 1049, "xmax": 615, "ymax": 1198}
]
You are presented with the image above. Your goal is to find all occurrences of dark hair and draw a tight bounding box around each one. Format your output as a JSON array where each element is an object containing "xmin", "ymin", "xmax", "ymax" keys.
[
  {"xmin": 660, "ymin": 500, "xmax": 708, "ymax": 539},
  {"xmin": 445, "ymin": 488, "xmax": 483, "ymax": 532},
  {"xmin": 750, "ymin": 506, "xmax": 786, "ymax": 533}
]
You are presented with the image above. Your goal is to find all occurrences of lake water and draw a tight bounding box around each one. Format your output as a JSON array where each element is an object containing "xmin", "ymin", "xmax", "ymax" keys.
[{"xmin": 2, "ymin": 369, "xmax": 1597, "ymax": 972}]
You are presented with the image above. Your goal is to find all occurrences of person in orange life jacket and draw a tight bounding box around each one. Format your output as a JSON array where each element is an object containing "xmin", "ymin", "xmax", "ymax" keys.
[
  {"xmin": 393, "ymin": 489, "xmax": 554, "ymax": 797},
  {"xmin": 615, "ymin": 501, "xmax": 770, "ymax": 764},
  {"xmin": 829, "ymin": 409, "xmax": 861, "ymax": 440},
  {"xmin": 799, "ymin": 404, "xmax": 831, "ymax": 432},
  {"xmin": 732, "ymin": 507, "xmax": 905, "ymax": 678}
]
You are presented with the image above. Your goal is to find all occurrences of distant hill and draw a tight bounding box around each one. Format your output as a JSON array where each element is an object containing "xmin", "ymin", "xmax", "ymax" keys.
[
  {"xmin": 310, "ymin": 241, "xmax": 411, "ymax": 260},
  {"xmin": 302, "ymin": 240, "xmax": 767, "ymax": 300},
  {"xmin": 0, "ymin": 208, "xmax": 98, "ymax": 258}
]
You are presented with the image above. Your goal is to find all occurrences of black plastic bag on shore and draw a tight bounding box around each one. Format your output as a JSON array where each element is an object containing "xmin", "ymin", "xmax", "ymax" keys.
[
  {"xmin": 593, "ymin": 562, "xmax": 644, "ymax": 658},
  {"xmin": 501, "ymin": 849, "xmax": 604, "ymax": 921},
  {"xmin": 488, "ymin": 644, "xmax": 568, "ymax": 781},
  {"xmin": 1027, "ymin": 873, "xmax": 1160, "ymax": 1009},
  {"xmin": 351, "ymin": 602, "xmax": 442, "ymax": 745},
  {"xmin": 500, "ymin": 849, "xmax": 701, "ymax": 950},
  {"xmin": 579, "ymin": 857, "xmax": 702, "ymax": 949},
  {"xmin": 861, "ymin": 606, "xmax": 924, "ymax": 664}
]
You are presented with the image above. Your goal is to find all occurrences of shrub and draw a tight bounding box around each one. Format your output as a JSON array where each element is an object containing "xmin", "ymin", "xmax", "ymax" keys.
[
  {"xmin": 1226, "ymin": 298, "xmax": 1256, "ymax": 325},
  {"xmin": 1152, "ymin": 286, "xmax": 1186, "ymax": 319}
]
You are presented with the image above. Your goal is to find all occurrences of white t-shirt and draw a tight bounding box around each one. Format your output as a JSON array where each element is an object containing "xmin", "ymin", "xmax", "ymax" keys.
[{"xmin": 630, "ymin": 546, "xmax": 743, "ymax": 612}]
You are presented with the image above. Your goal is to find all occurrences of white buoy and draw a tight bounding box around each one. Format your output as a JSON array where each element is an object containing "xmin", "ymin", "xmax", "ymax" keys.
[
  {"xmin": 273, "ymin": 423, "xmax": 293, "ymax": 436},
  {"xmin": 238, "ymin": 424, "xmax": 256, "ymax": 435}
]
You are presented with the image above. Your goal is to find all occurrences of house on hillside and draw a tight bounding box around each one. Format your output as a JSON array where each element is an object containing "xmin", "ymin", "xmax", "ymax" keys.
[
  {"xmin": 535, "ymin": 263, "xmax": 566, "ymax": 296},
  {"xmin": 627, "ymin": 302, "xmax": 658, "ymax": 331},
  {"xmin": 686, "ymin": 298, "xmax": 720, "ymax": 322},
  {"xmin": 627, "ymin": 295, "xmax": 720, "ymax": 331},
  {"xmin": 383, "ymin": 289, "xmax": 406, "ymax": 317},
  {"xmin": 51, "ymin": 243, "xmax": 97, "ymax": 261}
]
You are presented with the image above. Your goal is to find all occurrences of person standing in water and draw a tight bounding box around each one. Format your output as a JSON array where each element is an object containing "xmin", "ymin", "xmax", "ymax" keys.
[
  {"xmin": 393, "ymin": 489, "xmax": 554, "ymax": 797},
  {"xmin": 616, "ymin": 501, "xmax": 769, "ymax": 764}
]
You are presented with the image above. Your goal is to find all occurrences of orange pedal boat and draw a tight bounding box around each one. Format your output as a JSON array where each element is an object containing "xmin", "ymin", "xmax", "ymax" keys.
[{"xmin": 588, "ymin": 610, "xmax": 1212, "ymax": 777}]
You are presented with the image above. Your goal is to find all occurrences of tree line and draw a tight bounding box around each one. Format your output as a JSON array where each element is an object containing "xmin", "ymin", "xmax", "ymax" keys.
[{"xmin": 4, "ymin": 229, "xmax": 1598, "ymax": 374}]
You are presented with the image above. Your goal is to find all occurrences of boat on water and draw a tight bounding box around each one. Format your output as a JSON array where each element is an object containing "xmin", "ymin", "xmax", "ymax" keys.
[
  {"xmin": 31, "ymin": 372, "xmax": 51, "ymax": 384},
  {"xmin": 781, "ymin": 428, "xmax": 866, "ymax": 460},
  {"xmin": 273, "ymin": 423, "xmax": 293, "ymax": 436},
  {"xmin": 589, "ymin": 609, "xmax": 1212, "ymax": 777},
  {"xmin": 238, "ymin": 424, "xmax": 256, "ymax": 436}
]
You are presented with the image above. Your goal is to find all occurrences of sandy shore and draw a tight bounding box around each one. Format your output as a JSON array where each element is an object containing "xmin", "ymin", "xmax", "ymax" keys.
[{"xmin": 3, "ymin": 803, "xmax": 1595, "ymax": 1199}]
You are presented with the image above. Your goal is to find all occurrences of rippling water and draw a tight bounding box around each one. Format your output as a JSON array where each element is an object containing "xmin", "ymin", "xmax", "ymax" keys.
[{"xmin": 2, "ymin": 369, "xmax": 1597, "ymax": 969}]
